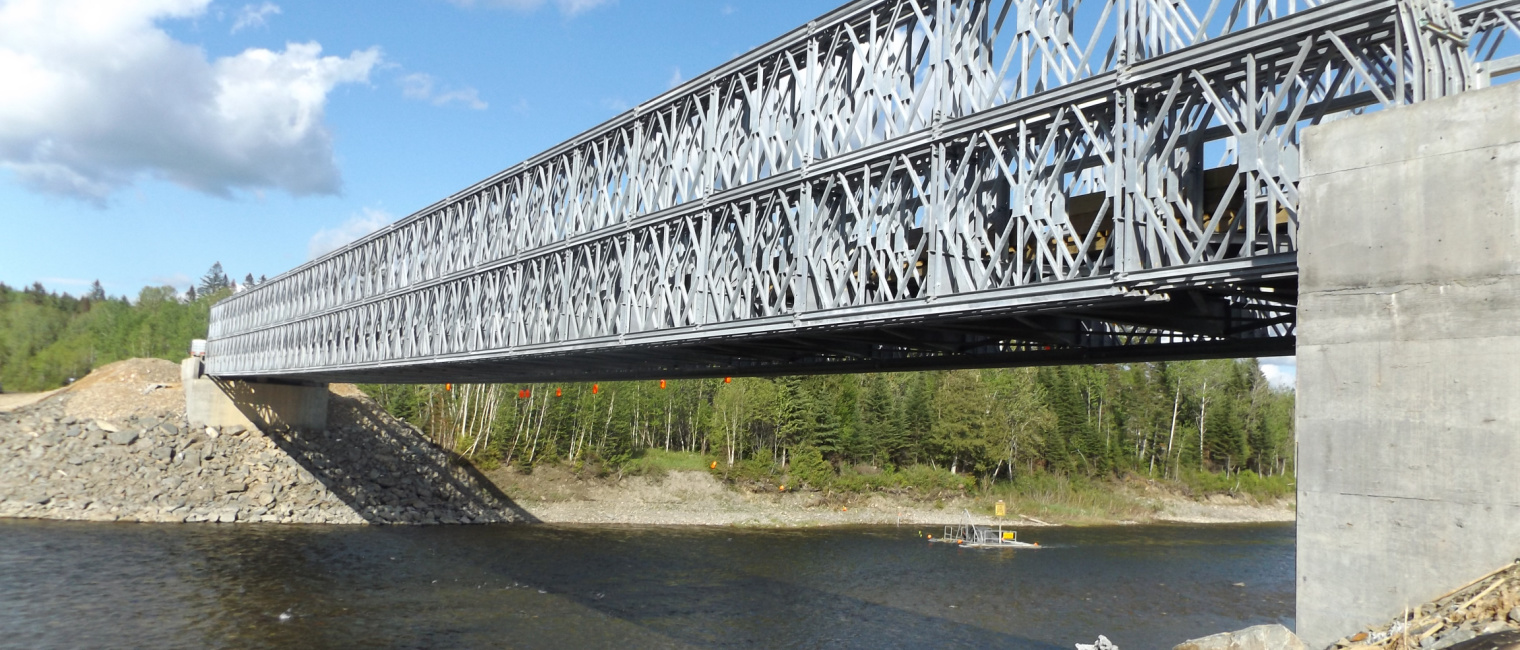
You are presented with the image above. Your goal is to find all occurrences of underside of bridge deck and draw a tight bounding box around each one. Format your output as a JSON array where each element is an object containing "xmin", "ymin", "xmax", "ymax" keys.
[{"xmin": 250, "ymin": 264, "xmax": 1296, "ymax": 384}]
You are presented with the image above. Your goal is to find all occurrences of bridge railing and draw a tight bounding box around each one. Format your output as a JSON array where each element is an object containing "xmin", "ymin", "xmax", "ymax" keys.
[{"xmin": 206, "ymin": 0, "xmax": 1509, "ymax": 378}]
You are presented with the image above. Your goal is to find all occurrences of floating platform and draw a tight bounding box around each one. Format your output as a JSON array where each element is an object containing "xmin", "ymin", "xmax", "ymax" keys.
[{"xmin": 928, "ymin": 510, "xmax": 1041, "ymax": 549}]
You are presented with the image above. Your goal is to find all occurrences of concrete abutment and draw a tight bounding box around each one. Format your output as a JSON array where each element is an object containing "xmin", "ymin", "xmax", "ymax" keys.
[
  {"xmin": 183, "ymin": 358, "xmax": 328, "ymax": 433},
  {"xmin": 1296, "ymin": 81, "xmax": 1520, "ymax": 647}
]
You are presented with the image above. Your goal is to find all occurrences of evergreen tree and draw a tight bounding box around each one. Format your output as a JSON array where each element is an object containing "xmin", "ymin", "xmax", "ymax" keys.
[
  {"xmin": 775, "ymin": 376, "xmax": 813, "ymax": 462},
  {"xmin": 859, "ymin": 374, "xmax": 904, "ymax": 466},
  {"xmin": 831, "ymin": 376, "xmax": 867, "ymax": 464},
  {"xmin": 87, "ymin": 280, "xmax": 106, "ymax": 302},
  {"xmin": 901, "ymin": 373, "xmax": 935, "ymax": 465},
  {"xmin": 1038, "ymin": 367, "xmax": 1084, "ymax": 474},
  {"xmin": 810, "ymin": 378, "xmax": 842, "ymax": 461},
  {"xmin": 198, "ymin": 262, "xmax": 230, "ymax": 294},
  {"xmin": 929, "ymin": 370, "xmax": 995, "ymax": 474}
]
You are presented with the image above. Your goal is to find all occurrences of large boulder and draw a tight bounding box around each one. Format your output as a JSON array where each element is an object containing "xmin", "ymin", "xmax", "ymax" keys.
[{"xmin": 1172, "ymin": 624, "xmax": 1305, "ymax": 650}]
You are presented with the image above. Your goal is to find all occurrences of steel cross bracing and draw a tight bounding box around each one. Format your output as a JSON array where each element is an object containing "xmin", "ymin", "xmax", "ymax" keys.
[{"xmin": 205, "ymin": 0, "xmax": 1519, "ymax": 384}]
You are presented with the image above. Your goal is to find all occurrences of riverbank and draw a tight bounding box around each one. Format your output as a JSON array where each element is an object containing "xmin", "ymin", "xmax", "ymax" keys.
[
  {"xmin": 0, "ymin": 359, "xmax": 1292, "ymax": 528},
  {"xmin": 482, "ymin": 463, "xmax": 1293, "ymax": 527}
]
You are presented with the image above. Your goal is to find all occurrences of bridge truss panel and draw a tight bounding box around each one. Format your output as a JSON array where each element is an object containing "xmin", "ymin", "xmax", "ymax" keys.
[{"xmin": 205, "ymin": 0, "xmax": 1518, "ymax": 384}]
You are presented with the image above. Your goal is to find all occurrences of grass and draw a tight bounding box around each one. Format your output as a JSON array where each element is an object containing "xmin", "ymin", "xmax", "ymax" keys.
[
  {"xmin": 1177, "ymin": 467, "xmax": 1295, "ymax": 501},
  {"xmin": 619, "ymin": 448, "xmax": 716, "ymax": 477},
  {"xmin": 977, "ymin": 473, "xmax": 1158, "ymax": 524}
]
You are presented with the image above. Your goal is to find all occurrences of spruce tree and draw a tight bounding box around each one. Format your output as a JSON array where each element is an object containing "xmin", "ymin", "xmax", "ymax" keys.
[
  {"xmin": 859, "ymin": 374, "xmax": 902, "ymax": 466},
  {"xmin": 775, "ymin": 376, "xmax": 813, "ymax": 463},
  {"xmin": 197, "ymin": 262, "xmax": 230, "ymax": 294},
  {"xmin": 901, "ymin": 373, "xmax": 934, "ymax": 465}
]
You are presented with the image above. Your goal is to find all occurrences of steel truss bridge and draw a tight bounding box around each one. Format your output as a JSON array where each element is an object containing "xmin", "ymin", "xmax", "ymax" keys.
[{"xmin": 205, "ymin": 0, "xmax": 1520, "ymax": 384}]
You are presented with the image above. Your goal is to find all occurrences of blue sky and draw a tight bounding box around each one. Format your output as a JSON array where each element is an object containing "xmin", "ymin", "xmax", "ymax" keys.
[
  {"xmin": 0, "ymin": 0, "xmax": 1296, "ymax": 389},
  {"xmin": 0, "ymin": 0, "xmax": 831, "ymax": 294}
]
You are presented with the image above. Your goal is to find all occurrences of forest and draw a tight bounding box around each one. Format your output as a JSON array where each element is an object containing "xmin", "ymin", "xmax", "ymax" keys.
[
  {"xmin": 363, "ymin": 359, "xmax": 1295, "ymax": 495},
  {"xmin": 1, "ymin": 270, "xmax": 1295, "ymax": 498},
  {"xmin": 0, "ymin": 264, "xmax": 246, "ymax": 392}
]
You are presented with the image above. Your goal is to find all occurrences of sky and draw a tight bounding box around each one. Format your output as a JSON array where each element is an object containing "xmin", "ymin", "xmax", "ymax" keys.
[
  {"xmin": 0, "ymin": 0, "xmax": 1296, "ymax": 390},
  {"xmin": 0, "ymin": 0, "xmax": 830, "ymax": 291}
]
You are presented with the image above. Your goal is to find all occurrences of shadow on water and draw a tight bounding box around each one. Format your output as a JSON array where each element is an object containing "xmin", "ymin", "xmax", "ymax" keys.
[
  {"xmin": 222, "ymin": 382, "xmax": 539, "ymax": 525},
  {"xmin": 175, "ymin": 524, "xmax": 1068, "ymax": 649},
  {"xmin": 0, "ymin": 520, "xmax": 1293, "ymax": 649}
]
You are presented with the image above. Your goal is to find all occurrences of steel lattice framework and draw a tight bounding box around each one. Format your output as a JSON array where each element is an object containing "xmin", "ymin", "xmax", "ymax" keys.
[{"xmin": 205, "ymin": 0, "xmax": 1520, "ymax": 384}]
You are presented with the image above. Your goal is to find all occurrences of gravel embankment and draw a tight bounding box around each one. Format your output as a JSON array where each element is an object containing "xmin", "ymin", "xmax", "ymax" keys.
[{"xmin": 0, "ymin": 359, "xmax": 531, "ymax": 525}]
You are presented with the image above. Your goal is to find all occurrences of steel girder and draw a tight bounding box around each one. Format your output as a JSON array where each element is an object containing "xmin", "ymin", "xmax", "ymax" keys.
[{"xmin": 204, "ymin": 0, "xmax": 1518, "ymax": 384}]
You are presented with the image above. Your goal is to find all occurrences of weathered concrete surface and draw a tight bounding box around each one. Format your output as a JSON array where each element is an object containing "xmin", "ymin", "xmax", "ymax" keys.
[
  {"xmin": 184, "ymin": 358, "xmax": 327, "ymax": 433},
  {"xmin": 1296, "ymin": 81, "xmax": 1520, "ymax": 648}
]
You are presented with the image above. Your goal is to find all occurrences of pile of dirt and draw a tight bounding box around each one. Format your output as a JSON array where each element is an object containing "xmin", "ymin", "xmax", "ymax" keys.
[
  {"xmin": 61, "ymin": 358, "xmax": 183, "ymax": 423},
  {"xmin": 1329, "ymin": 561, "xmax": 1520, "ymax": 649}
]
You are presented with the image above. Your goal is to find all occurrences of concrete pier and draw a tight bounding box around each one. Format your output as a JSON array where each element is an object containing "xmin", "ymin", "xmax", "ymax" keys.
[
  {"xmin": 183, "ymin": 358, "xmax": 328, "ymax": 433},
  {"xmin": 1296, "ymin": 81, "xmax": 1520, "ymax": 647}
]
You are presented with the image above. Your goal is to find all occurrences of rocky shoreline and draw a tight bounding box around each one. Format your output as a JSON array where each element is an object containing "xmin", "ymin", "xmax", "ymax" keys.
[{"xmin": 0, "ymin": 359, "xmax": 530, "ymax": 525}]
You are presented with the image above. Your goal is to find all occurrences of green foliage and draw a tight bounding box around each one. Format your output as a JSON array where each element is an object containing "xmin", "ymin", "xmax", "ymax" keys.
[
  {"xmin": 0, "ymin": 280, "xmax": 224, "ymax": 392},
  {"xmin": 1178, "ymin": 467, "xmax": 1295, "ymax": 501},
  {"xmin": 787, "ymin": 444, "xmax": 833, "ymax": 490},
  {"xmin": 783, "ymin": 454, "xmax": 973, "ymax": 496},
  {"xmin": 858, "ymin": 373, "xmax": 903, "ymax": 466},
  {"xmin": 360, "ymin": 359, "xmax": 1297, "ymax": 505},
  {"xmin": 620, "ymin": 449, "xmax": 713, "ymax": 478},
  {"xmin": 983, "ymin": 472, "xmax": 1156, "ymax": 522},
  {"xmin": 889, "ymin": 464, "xmax": 975, "ymax": 495}
]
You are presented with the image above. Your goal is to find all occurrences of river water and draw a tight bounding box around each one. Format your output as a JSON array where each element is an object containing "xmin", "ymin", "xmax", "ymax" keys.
[{"xmin": 0, "ymin": 520, "xmax": 1292, "ymax": 649}]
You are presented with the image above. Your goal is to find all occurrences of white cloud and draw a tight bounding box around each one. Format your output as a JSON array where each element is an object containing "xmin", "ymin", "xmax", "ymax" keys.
[
  {"xmin": 231, "ymin": 2, "xmax": 280, "ymax": 33},
  {"xmin": 667, "ymin": 67, "xmax": 683, "ymax": 89},
  {"xmin": 1258, "ymin": 356, "xmax": 1296, "ymax": 391},
  {"xmin": 555, "ymin": 0, "xmax": 611, "ymax": 15},
  {"xmin": 445, "ymin": 0, "xmax": 614, "ymax": 17},
  {"xmin": 0, "ymin": 0, "xmax": 380, "ymax": 203},
  {"xmin": 400, "ymin": 73, "xmax": 487, "ymax": 110},
  {"xmin": 150, "ymin": 273, "xmax": 193, "ymax": 290},
  {"xmin": 308, "ymin": 208, "xmax": 392, "ymax": 260}
]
